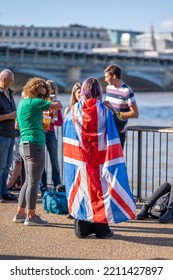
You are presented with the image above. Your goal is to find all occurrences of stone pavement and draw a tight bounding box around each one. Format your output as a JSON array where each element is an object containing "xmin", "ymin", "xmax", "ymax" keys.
[{"xmin": 0, "ymin": 191, "xmax": 173, "ymax": 260}]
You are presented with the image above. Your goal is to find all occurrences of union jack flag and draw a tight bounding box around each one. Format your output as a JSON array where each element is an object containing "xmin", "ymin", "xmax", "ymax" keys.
[{"xmin": 63, "ymin": 99, "xmax": 136, "ymax": 223}]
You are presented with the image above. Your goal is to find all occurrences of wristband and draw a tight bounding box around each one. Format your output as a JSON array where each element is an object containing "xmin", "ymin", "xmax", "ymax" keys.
[{"xmin": 119, "ymin": 112, "xmax": 123, "ymax": 119}]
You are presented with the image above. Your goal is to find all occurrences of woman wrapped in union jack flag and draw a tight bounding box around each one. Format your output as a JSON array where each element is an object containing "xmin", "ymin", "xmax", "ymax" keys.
[{"xmin": 63, "ymin": 77, "xmax": 136, "ymax": 238}]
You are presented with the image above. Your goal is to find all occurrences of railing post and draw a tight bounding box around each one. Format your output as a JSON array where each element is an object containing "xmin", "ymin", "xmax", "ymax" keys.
[{"xmin": 137, "ymin": 130, "xmax": 142, "ymax": 201}]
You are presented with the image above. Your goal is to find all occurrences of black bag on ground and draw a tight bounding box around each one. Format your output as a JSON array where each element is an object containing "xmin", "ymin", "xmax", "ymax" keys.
[
  {"xmin": 113, "ymin": 110, "xmax": 125, "ymax": 132},
  {"xmin": 42, "ymin": 189, "xmax": 68, "ymax": 215},
  {"xmin": 149, "ymin": 192, "xmax": 170, "ymax": 218}
]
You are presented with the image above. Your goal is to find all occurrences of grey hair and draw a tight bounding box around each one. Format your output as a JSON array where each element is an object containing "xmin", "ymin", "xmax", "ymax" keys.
[{"xmin": 0, "ymin": 69, "xmax": 13, "ymax": 81}]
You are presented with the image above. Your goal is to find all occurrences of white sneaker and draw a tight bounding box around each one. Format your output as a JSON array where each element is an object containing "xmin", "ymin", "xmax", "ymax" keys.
[
  {"xmin": 0, "ymin": 194, "xmax": 4, "ymax": 203},
  {"xmin": 24, "ymin": 215, "xmax": 48, "ymax": 226},
  {"xmin": 12, "ymin": 214, "xmax": 26, "ymax": 223}
]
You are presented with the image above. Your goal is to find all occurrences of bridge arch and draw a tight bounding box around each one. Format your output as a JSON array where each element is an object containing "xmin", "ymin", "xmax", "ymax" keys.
[
  {"xmin": 13, "ymin": 67, "xmax": 66, "ymax": 88},
  {"xmin": 125, "ymin": 70, "xmax": 164, "ymax": 89}
]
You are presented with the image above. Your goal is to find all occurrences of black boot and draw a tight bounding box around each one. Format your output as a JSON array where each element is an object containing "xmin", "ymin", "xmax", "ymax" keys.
[
  {"xmin": 137, "ymin": 204, "xmax": 150, "ymax": 220},
  {"xmin": 159, "ymin": 206, "xmax": 173, "ymax": 223}
]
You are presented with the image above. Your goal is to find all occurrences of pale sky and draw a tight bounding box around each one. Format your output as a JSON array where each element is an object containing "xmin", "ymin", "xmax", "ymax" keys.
[{"xmin": 0, "ymin": 0, "xmax": 173, "ymax": 33}]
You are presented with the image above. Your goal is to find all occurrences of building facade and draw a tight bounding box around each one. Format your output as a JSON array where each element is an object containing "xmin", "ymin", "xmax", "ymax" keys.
[
  {"xmin": 0, "ymin": 24, "xmax": 112, "ymax": 51},
  {"xmin": 0, "ymin": 24, "xmax": 144, "ymax": 51}
]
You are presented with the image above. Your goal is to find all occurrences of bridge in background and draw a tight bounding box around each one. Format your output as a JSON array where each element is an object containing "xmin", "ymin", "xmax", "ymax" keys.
[{"xmin": 0, "ymin": 46, "xmax": 173, "ymax": 92}]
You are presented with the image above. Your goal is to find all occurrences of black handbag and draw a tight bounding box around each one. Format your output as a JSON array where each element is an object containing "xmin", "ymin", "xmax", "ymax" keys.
[{"xmin": 113, "ymin": 110, "xmax": 125, "ymax": 132}]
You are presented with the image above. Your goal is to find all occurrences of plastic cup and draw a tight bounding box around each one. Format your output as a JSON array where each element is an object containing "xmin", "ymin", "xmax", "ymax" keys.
[{"xmin": 42, "ymin": 115, "xmax": 51, "ymax": 131}]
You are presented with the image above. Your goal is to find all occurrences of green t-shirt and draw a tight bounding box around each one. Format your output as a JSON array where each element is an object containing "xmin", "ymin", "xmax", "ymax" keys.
[{"xmin": 17, "ymin": 98, "xmax": 51, "ymax": 146}]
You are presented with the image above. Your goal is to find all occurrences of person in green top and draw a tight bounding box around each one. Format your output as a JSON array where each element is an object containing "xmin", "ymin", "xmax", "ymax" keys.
[{"xmin": 13, "ymin": 77, "xmax": 63, "ymax": 226}]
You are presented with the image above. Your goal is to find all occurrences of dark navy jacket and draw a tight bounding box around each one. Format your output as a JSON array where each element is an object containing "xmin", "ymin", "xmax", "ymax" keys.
[{"xmin": 0, "ymin": 88, "xmax": 19, "ymax": 138}]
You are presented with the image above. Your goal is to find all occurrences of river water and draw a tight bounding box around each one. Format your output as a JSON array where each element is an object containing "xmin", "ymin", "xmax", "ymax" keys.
[{"xmin": 131, "ymin": 92, "xmax": 173, "ymax": 127}]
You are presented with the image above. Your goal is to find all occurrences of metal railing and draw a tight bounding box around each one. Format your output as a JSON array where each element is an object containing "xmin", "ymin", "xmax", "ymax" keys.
[
  {"xmin": 46, "ymin": 125, "xmax": 173, "ymax": 201},
  {"xmin": 125, "ymin": 126, "xmax": 173, "ymax": 201}
]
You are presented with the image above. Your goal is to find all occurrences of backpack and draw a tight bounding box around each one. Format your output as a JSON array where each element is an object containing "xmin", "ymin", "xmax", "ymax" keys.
[
  {"xmin": 149, "ymin": 192, "xmax": 170, "ymax": 218},
  {"xmin": 42, "ymin": 189, "xmax": 68, "ymax": 215}
]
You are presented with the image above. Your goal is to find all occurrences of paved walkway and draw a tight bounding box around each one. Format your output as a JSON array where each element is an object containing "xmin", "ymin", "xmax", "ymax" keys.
[{"xmin": 0, "ymin": 190, "xmax": 173, "ymax": 260}]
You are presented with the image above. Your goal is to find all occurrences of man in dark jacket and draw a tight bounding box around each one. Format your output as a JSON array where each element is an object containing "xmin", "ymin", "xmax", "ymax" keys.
[{"xmin": 0, "ymin": 69, "xmax": 18, "ymax": 202}]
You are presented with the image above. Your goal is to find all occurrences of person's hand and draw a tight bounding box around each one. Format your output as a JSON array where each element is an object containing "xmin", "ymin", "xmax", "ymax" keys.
[
  {"xmin": 56, "ymin": 100, "xmax": 63, "ymax": 107},
  {"xmin": 49, "ymin": 100, "xmax": 63, "ymax": 110},
  {"xmin": 8, "ymin": 111, "xmax": 16, "ymax": 120},
  {"xmin": 103, "ymin": 100, "xmax": 114, "ymax": 110},
  {"xmin": 15, "ymin": 121, "xmax": 19, "ymax": 129},
  {"xmin": 103, "ymin": 101, "xmax": 123, "ymax": 120}
]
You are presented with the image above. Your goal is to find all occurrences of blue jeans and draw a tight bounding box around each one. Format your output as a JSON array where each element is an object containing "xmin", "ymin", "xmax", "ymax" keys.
[
  {"xmin": 19, "ymin": 143, "xmax": 45, "ymax": 209},
  {"xmin": 41, "ymin": 131, "xmax": 61, "ymax": 192},
  {"xmin": 0, "ymin": 136, "xmax": 15, "ymax": 196}
]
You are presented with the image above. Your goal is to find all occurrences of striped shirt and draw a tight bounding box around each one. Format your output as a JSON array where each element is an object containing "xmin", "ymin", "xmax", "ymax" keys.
[{"xmin": 105, "ymin": 83, "xmax": 137, "ymax": 133}]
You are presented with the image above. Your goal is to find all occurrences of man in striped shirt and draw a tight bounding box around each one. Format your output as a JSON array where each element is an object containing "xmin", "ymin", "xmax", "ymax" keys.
[{"xmin": 104, "ymin": 64, "xmax": 139, "ymax": 148}]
